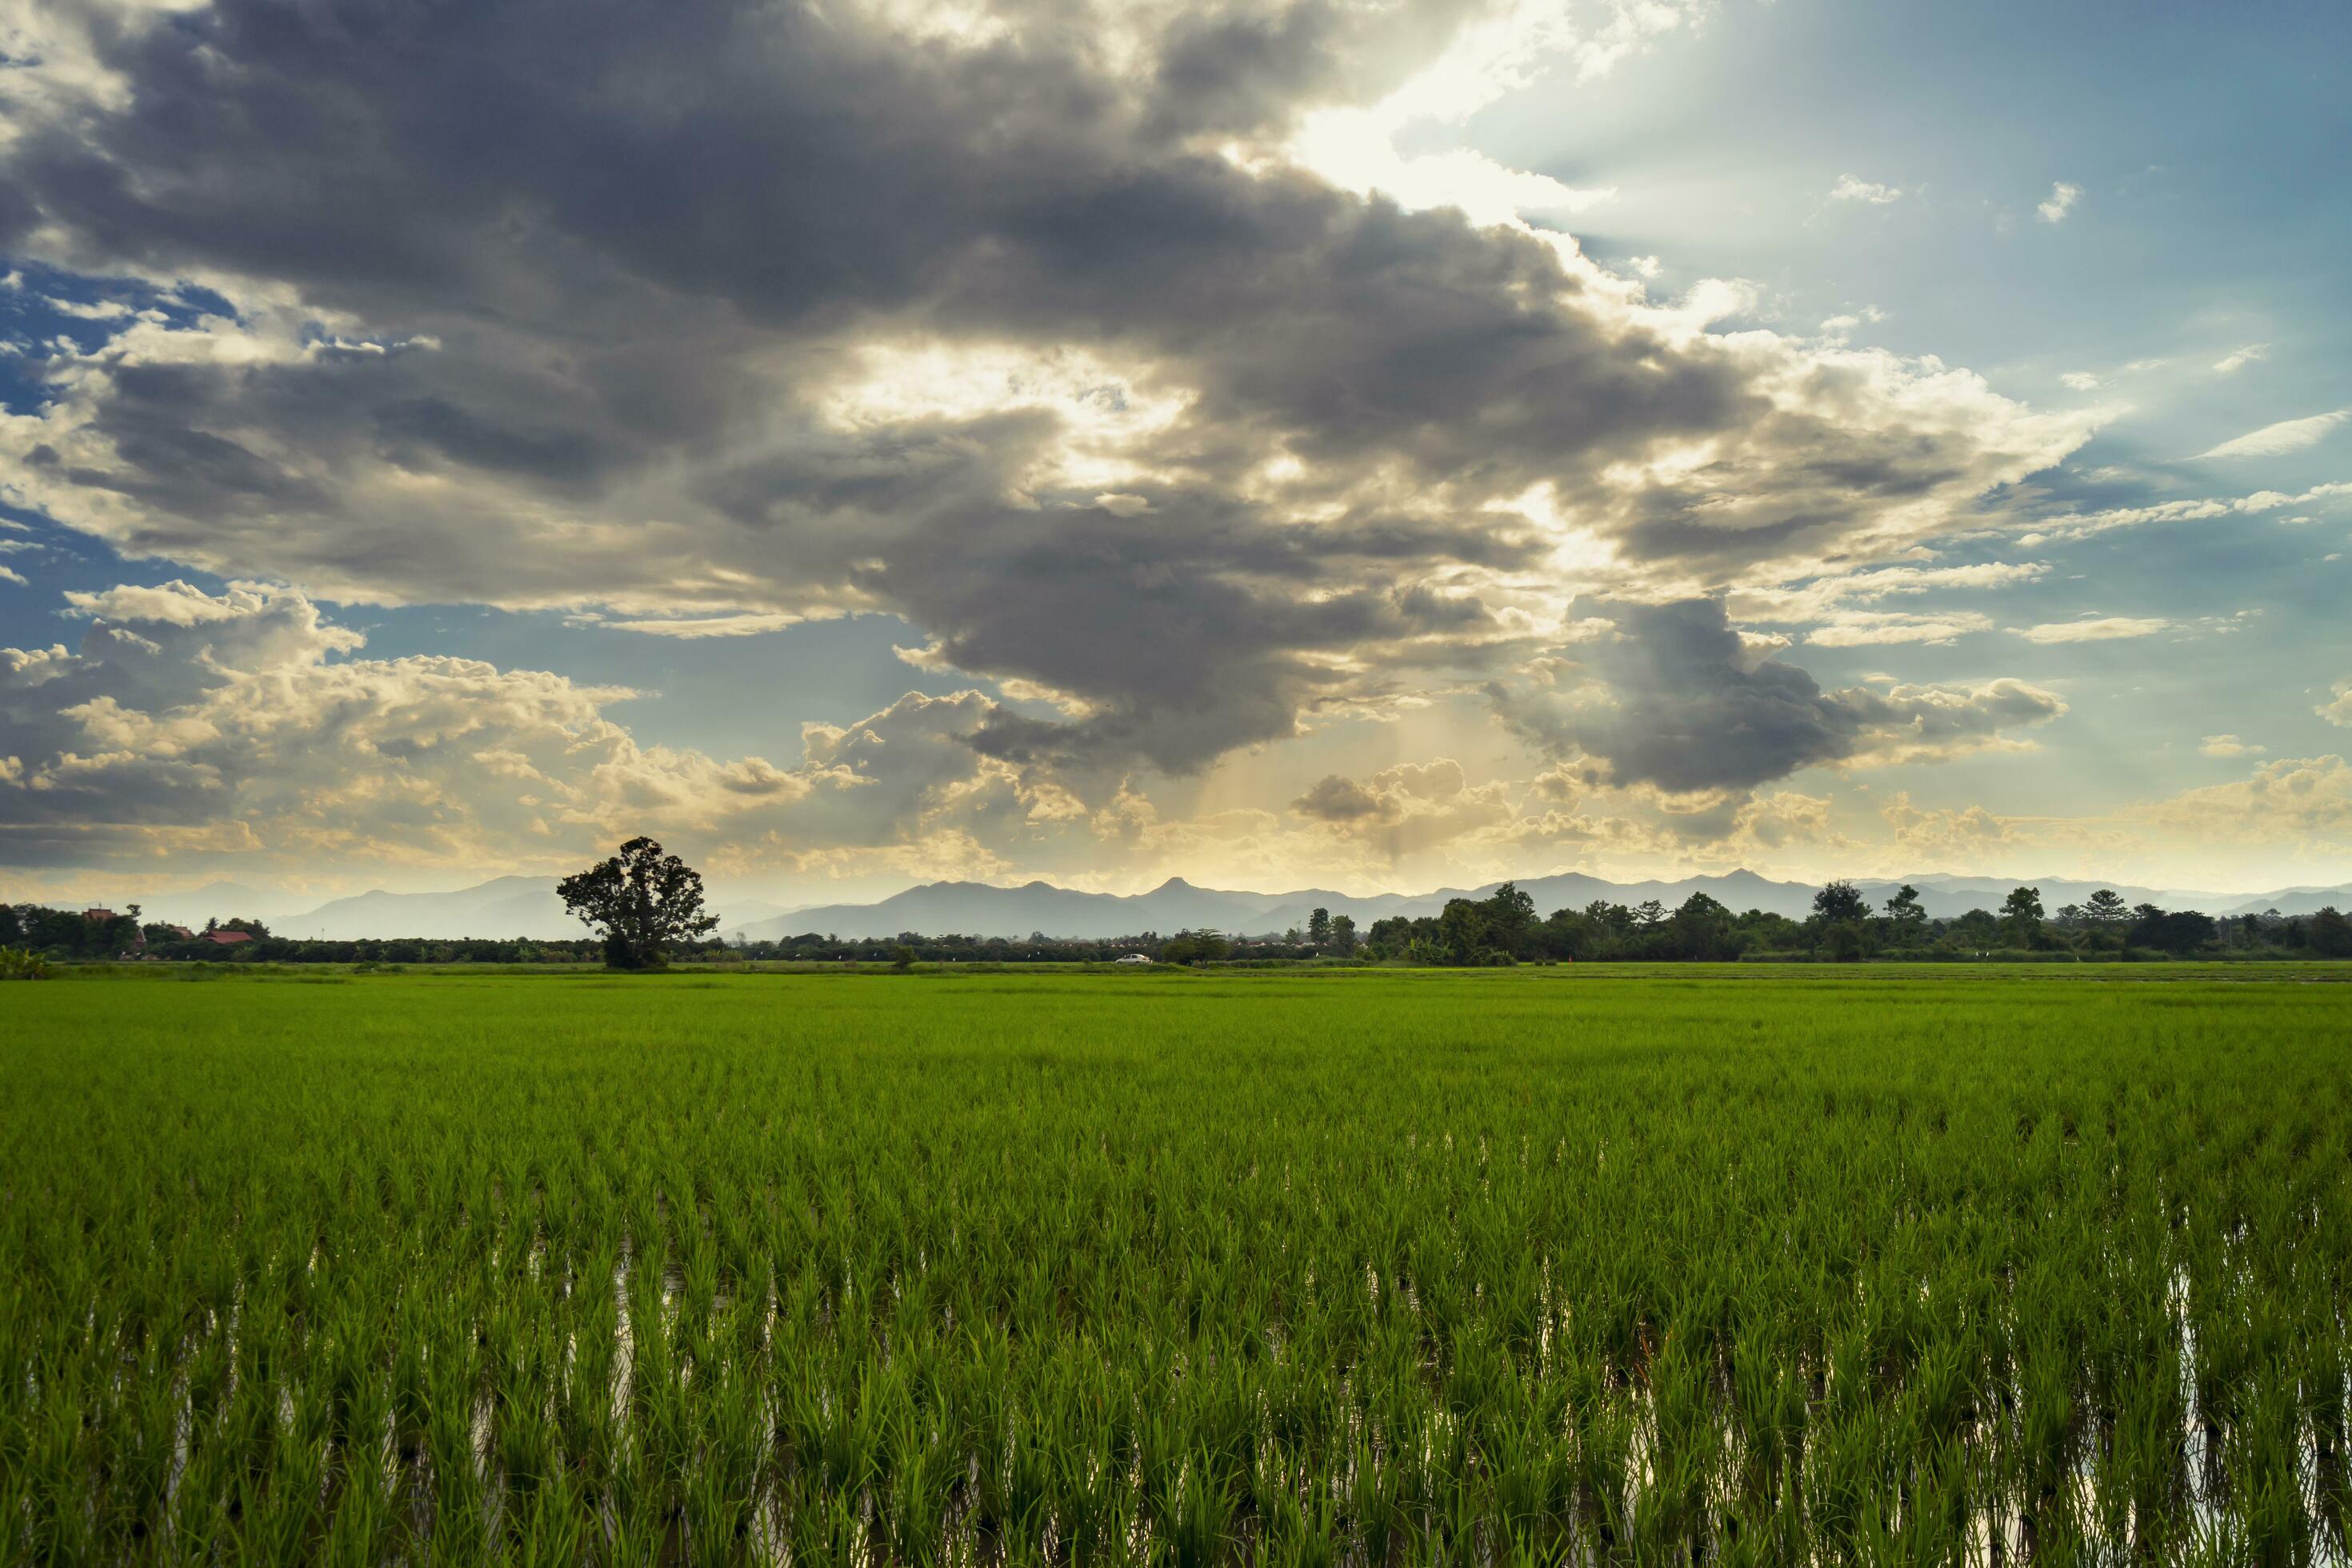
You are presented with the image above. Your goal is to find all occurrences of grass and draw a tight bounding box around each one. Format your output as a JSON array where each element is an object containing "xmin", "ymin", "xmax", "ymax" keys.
[{"xmin": 4, "ymin": 965, "xmax": 2349, "ymax": 1563}]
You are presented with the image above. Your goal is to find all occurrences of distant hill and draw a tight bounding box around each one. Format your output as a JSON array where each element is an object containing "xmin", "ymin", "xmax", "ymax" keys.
[
  {"xmin": 2216, "ymin": 886, "xmax": 2352, "ymax": 919},
  {"xmin": 275, "ymin": 876, "xmax": 578, "ymax": 940},
  {"xmin": 731, "ymin": 870, "xmax": 2352, "ymax": 941},
  {"xmin": 737, "ymin": 869, "xmax": 1842, "ymax": 940},
  {"xmin": 732, "ymin": 878, "xmax": 1286, "ymax": 943},
  {"xmin": 1847, "ymin": 876, "xmax": 2238, "ymax": 922},
  {"xmin": 50, "ymin": 869, "xmax": 2351, "ymax": 942},
  {"xmin": 271, "ymin": 878, "xmax": 786, "ymax": 941},
  {"xmin": 135, "ymin": 881, "xmax": 303, "ymax": 928}
]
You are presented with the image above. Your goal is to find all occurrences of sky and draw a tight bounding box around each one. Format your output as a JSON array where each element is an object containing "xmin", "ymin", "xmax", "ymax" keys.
[{"xmin": 2, "ymin": 0, "xmax": 2349, "ymax": 909}]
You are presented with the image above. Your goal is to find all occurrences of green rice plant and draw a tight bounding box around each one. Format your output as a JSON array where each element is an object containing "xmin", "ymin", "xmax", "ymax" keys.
[{"xmin": 4, "ymin": 963, "xmax": 2350, "ymax": 1562}]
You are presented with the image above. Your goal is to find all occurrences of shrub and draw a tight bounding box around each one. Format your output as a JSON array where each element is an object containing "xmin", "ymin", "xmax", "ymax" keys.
[{"xmin": 0, "ymin": 946, "xmax": 50, "ymax": 980}]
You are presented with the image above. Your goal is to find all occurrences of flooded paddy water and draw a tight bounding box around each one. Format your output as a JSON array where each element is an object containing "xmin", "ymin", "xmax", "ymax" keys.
[{"xmin": 4, "ymin": 964, "xmax": 2349, "ymax": 1562}]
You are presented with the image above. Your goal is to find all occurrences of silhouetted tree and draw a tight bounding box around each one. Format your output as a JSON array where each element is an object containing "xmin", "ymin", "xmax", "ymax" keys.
[
  {"xmin": 1329, "ymin": 914, "xmax": 1358, "ymax": 956},
  {"xmin": 558, "ymin": 837, "xmax": 718, "ymax": 970},
  {"xmin": 1306, "ymin": 907, "xmax": 1332, "ymax": 945},
  {"xmin": 1478, "ymin": 883, "xmax": 1538, "ymax": 957},
  {"xmin": 1668, "ymin": 891, "xmax": 1739, "ymax": 960},
  {"xmin": 1883, "ymin": 884, "xmax": 1928, "ymax": 945},
  {"xmin": 1811, "ymin": 879, "xmax": 1869, "ymax": 958},
  {"xmin": 2127, "ymin": 906, "xmax": 2216, "ymax": 955},
  {"xmin": 1438, "ymin": 899, "xmax": 1489, "ymax": 966},
  {"xmin": 1160, "ymin": 929, "xmax": 1230, "ymax": 965},
  {"xmin": 2000, "ymin": 886, "xmax": 2044, "ymax": 947},
  {"xmin": 2082, "ymin": 890, "xmax": 2130, "ymax": 928},
  {"xmin": 2309, "ymin": 906, "xmax": 2352, "ymax": 958},
  {"xmin": 1812, "ymin": 880, "xmax": 1868, "ymax": 924}
]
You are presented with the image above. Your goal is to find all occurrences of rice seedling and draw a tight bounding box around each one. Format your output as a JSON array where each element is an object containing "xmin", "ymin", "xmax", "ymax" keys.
[{"xmin": 3, "ymin": 964, "xmax": 2348, "ymax": 1562}]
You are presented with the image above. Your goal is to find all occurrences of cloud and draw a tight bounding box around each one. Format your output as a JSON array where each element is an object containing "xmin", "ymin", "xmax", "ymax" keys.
[
  {"xmin": 2012, "ymin": 616, "xmax": 2173, "ymax": 644},
  {"xmin": 1291, "ymin": 774, "xmax": 1388, "ymax": 822},
  {"xmin": 0, "ymin": 566, "xmax": 22, "ymax": 586},
  {"xmin": 1289, "ymin": 757, "xmax": 1514, "ymax": 859},
  {"xmin": 1802, "ymin": 610, "xmax": 1991, "ymax": 647},
  {"xmin": 1880, "ymin": 790, "xmax": 2011, "ymax": 862},
  {"xmin": 1817, "ymin": 306, "xmax": 1887, "ymax": 342},
  {"xmin": 0, "ymin": 581, "xmax": 1088, "ymax": 875},
  {"xmin": 2037, "ymin": 182, "xmax": 2081, "ymax": 223},
  {"xmin": 2122, "ymin": 756, "xmax": 2352, "ymax": 850},
  {"xmin": 597, "ymin": 613, "xmax": 806, "ymax": 638},
  {"xmin": 2018, "ymin": 481, "xmax": 2352, "ymax": 544},
  {"xmin": 2194, "ymin": 410, "xmax": 2350, "ymax": 461},
  {"xmin": 2321, "ymin": 680, "xmax": 2352, "ymax": 728},
  {"xmin": 2211, "ymin": 343, "xmax": 2270, "ymax": 376},
  {"xmin": 1729, "ymin": 559, "xmax": 2048, "ymax": 626},
  {"xmin": 2060, "ymin": 372, "xmax": 2102, "ymax": 391},
  {"xmin": 1489, "ymin": 597, "xmax": 2064, "ymax": 794},
  {"xmin": 2200, "ymin": 734, "xmax": 2262, "ymax": 758},
  {"xmin": 0, "ymin": 0, "xmax": 2104, "ymax": 802},
  {"xmin": 1865, "ymin": 758, "xmax": 2352, "ymax": 884},
  {"xmin": 1829, "ymin": 174, "xmax": 1902, "ymax": 205}
]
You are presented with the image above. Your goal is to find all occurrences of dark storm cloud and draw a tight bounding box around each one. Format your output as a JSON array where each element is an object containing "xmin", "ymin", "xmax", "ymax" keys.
[
  {"xmin": 1491, "ymin": 598, "xmax": 2066, "ymax": 793},
  {"xmin": 0, "ymin": 0, "xmax": 2090, "ymax": 787}
]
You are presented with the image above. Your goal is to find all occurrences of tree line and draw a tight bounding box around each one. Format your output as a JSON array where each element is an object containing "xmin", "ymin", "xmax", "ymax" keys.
[
  {"xmin": 9, "ymin": 844, "xmax": 2350, "ymax": 972},
  {"xmin": 1348, "ymin": 880, "xmax": 2352, "ymax": 965}
]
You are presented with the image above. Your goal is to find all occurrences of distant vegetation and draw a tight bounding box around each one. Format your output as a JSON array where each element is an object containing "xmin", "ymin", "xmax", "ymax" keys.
[
  {"xmin": 6, "ymin": 875, "xmax": 2349, "ymax": 967},
  {"xmin": 1359, "ymin": 879, "xmax": 2352, "ymax": 964}
]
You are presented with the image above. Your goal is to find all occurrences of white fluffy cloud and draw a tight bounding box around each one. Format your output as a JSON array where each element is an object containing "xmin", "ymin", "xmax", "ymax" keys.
[
  {"xmin": 2194, "ymin": 410, "xmax": 2349, "ymax": 461},
  {"xmin": 2037, "ymin": 182, "xmax": 2082, "ymax": 223},
  {"xmin": 1802, "ymin": 610, "xmax": 1992, "ymax": 647},
  {"xmin": 0, "ymin": 581, "xmax": 1082, "ymax": 878},
  {"xmin": 2124, "ymin": 756, "xmax": 2352, "ymax": 850},
  {"xmin": 1829, "ymin": 174, "xmax": 1902, "ymax": 205},
  {"xmin": 2012, "ymin": 616, "xmax": 2173, "ymax": 644},
  {"xmin": 2211, "ymin": 343, "xmax": 2270, "ymax": 376},
  {"xmin": 1880, "ymin": 790, "xmax": 2010, "ymax": 861},
  {"xmin": 2016, "ymin": 481, "xmax": 2352, "ymax": 545}
]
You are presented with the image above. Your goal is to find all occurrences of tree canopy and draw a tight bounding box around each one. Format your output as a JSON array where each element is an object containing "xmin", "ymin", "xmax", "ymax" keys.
[
  {"xmin": 1812, "ymin": 880, "xmax": 1869, "ymax": 925},
  {"xmin": 557, "ymin": 837, "xmax": 719, "ymax": 970}
]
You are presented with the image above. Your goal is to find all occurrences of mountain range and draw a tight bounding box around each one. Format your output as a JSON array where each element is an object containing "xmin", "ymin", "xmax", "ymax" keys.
[
  {"xmin": 59, "ymin": 870, "xmax": 2351, "ymax": 942},
  {"xmin": 726, "ymin": 870, "xmax": 2343, "ymax": 942}
]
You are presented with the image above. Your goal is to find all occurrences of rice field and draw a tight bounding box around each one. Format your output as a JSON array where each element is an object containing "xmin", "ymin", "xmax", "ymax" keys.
[{"xmin": 5, "ymin": 965, "xmax": 2350, "ymax": 1564}]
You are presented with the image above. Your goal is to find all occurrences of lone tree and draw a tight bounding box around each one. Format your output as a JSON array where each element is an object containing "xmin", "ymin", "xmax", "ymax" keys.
[{"xmin": 559, "ymin": 837, "xmax": 718, "ymax": 970}]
